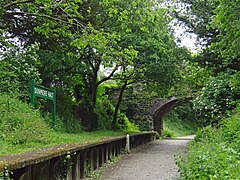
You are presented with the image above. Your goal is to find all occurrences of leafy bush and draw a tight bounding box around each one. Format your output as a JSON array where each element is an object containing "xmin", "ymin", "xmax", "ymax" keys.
[
  {"xmin": 94, "ymin": 84, "xmax": 115, "ymax": 130},
  {"xmin": 177, "ymin": 104, "xmax": 240, "ymax": 179},
  {"xmin": 0, "ymin": 44, "xmax": 41, "ymax": 98},
  {"xmin": 177, "ymin": 141, "xmax": 240, "ymax": 179},
  {"xmin": 54, "ymin": 88, "xmax": 82, "ymax": 133},
  {"xmin": 95, "ymin": 99, "xmax": 115, "ymax": 130},
  {"xmin": 193, "ymin": 72, "xmax": 236, "ymax": 125},
  {"xmin": 194, "ymin": 125, "xmax": 216, "ymax": 142},
  {"xmin": 163, "ymin": 128, "xmax": 173, "ymax": 138},
  {"xmin": 0, "ymin": 61, "xmax": 19, "ymax": 94},
  {"xmin": 229, "ymin": 72, "xmax": 240, "ymax": 96},
  {"xmin": 0, "ymin": 94, "xmax": 51, "ymax": 145},
  {"xmin": 117, "ymin": 113, "xmax": 139, "ymax": 132}
]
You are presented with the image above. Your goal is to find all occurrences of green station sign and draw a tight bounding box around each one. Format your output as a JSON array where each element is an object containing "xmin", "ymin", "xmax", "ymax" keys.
[{"xmin": 30, "ymin": 81, "xmax": 56, "ymax": 127}]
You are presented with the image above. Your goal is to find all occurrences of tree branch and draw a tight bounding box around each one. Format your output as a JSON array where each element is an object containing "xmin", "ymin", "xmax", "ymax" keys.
[
  {"xmin": 87, "ymin": 58, "xmax": 95, "ymax": 71},
  {"xmin": 97, "ymin": 67, "xmax": 117, "ymax": 87},
  {"xmin": 3, "ymin": 0, "xmax": 32, "ymax": 9},
  {"xmin": 56, "ymin": 4, "xmax": 86, "ymax": 30},
  {"xmin": 6, "ymin": 11, "xmax": 85, "ymax": 29}
]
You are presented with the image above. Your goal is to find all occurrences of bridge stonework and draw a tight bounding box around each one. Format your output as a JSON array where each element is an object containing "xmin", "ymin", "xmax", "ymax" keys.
[{"xmin": 151, "ymin": 97, "xmax": 179, "ymax": 137}]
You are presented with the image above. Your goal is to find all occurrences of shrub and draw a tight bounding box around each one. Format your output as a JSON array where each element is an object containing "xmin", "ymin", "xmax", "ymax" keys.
[
  {"xmin": 95, "ymin": 98, "xmax": 115, "ymax": 130},
  {"xmin": 163, "ymin": 128, "xmax": 173, "ymax": 138},
  {"xmin": 0, "ymin": 44, "xmax": 41, "ymax": 98},
  {"xmin": 193, "ymin": 72, "xmax": 236, "ymax": 125},
  {"xmin": 117, "ymin": 113, "xmax": 139, "ymax": 132},
  {"xmin": 177, "ymin": 104, "xmax": 240, "ymax": 179},
  {"xmin": 54, "ymin": 88, "xmax": 82, "ymax": 133},
  {"xmin": 177, "ymin": 141, "xmax": 240, "ymax": 179}
]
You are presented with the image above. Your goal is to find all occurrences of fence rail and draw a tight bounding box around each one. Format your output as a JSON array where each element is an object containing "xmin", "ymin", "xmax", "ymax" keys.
[{"xmin": 0, "ymin": 132, "xmax": 156, "ymax": 180}]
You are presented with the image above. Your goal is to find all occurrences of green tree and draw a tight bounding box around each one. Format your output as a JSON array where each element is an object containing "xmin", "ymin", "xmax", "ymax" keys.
[
  {"xmin": 174, "ymin": 0, "xmax": 240, "ymax": 125},
  {"xmin": 0, "ymin": 44, "xmax": 41, "ymax": 97},
  {"xmin": 211, "ymin": 0, "xmax": 240, "ymax": 71},
  {"xmin": 1, "ymin": 0, "xmax": 183, "ymax": 131}
]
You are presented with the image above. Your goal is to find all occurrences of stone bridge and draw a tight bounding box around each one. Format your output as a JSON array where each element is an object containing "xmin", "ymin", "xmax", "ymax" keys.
[{"xmin": 151, "ymin": 95, "xmax": 193, "ymax": 137}]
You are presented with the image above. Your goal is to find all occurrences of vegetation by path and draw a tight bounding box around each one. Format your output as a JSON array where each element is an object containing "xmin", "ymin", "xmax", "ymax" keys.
[
  {"xmin": 177, "ymin": 104, "xmax": 240, "ymax": 179},
  {"xmin": 0, "ymin": 93, "xmax": 196, "ymax": 156}
]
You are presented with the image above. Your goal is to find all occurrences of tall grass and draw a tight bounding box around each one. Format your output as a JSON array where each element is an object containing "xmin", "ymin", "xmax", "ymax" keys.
[{"xmin": 0, "ymin": 94, "xmax": 133, "ymax": 156}]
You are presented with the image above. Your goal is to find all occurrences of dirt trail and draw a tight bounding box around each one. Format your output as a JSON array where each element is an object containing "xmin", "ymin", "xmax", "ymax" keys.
[{"xmin": 102, "ymin": 135, "xmax": 194, "ymax": 180}]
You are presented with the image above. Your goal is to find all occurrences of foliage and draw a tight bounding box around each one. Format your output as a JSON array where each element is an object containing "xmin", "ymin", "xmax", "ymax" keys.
[
  {"xmin": 177, "ymin": 104, "xmax": 240, "ymax": 179},
  {"xmin": 0, "ymin": 93, "xmax": 51, "ymax": 145},
  {"xmin": 173, "ymin": 0, "xmax": 218, "ymax": 44},
  {"xmin": 94, "ymin": 84, "xmax": 115, "ymax": 130},
  {"xmin": 1, "ymin": 0, "xmax": 183, "ymax": 131},
  {"xmin": 0, "ymin": 61, "xmax": 18, "ymax": 94},
  {"xmin": 211, "ymin": 0, "xmax": 240, "ymax": 64},
  {"xmin": 116, "ymin": 113, "xmax": 139, "ymax": 132},
  {"xmin": 175, "ymin": 0, "xmax": 240, "ymax": 72},
  {"xmin": 193, "ymin": 72, "xmax": 236, "ymax": 125},
  {"xmin": 174, "ymin": 0, "xmax": 240, "ymax": 129},
  {"xmin": 229, "ymin": 72, "xmax": 240, "ymax": 97},
  {"xmin": 53, "ymin": 88, "xmax": 82, "ymax": 133},
  {"xmin": 163, "ymin": 128, "xmax": 173, "ymax": 138},
  {"xmin": 169, "ymin": 50, "xmax": 211, "ymax": 97},
  {"xmin": 163, "ymin": 103, "xmax": 198, "ymax": 137},
  {"xmin": 0, "ymin": 44, "xmax": 41, "ymax": 97}
]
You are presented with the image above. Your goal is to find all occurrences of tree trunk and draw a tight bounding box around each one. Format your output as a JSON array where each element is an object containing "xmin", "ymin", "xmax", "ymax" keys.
[{"xmin": 112, "ymin": 80, "xmax": 128, "ymax": 130}]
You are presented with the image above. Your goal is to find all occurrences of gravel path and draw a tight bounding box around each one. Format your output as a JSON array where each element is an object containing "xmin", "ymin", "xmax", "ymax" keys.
[{"xmin": 102, "ymin": 135, "xmax": 194, "ymax": 180}]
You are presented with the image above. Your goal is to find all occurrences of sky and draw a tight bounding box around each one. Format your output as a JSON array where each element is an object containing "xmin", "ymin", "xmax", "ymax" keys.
[
  {"xmin": 173, "ymin": 24, "xmax": 201, "ymax": 53},
  {"xmin": 162, "ymin": 0, "xmax": 202, "ymax": 53}
]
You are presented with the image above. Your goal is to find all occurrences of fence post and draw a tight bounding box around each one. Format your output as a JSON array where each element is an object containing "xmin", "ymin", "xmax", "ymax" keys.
[{"xmin": 126, "ymin": 134, "xmax": 130, "ymax": 153}]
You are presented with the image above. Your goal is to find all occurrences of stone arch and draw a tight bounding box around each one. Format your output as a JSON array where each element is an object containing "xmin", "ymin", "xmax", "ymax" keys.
[
  {"xmin": 151, "ymin": 97, "xmax": 179, "ymax": 138},
  {"xmin": 151, "ymin": 95, "xmax": 194, "ymax": 137}
]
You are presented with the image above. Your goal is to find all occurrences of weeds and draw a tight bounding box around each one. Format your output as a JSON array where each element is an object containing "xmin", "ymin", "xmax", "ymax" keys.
[{"xmin": 177, "ymin": 104, "xmax": 240, "ymax": 179}]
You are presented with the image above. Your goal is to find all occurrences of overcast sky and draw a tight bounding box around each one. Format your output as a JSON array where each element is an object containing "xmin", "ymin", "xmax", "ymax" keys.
[{"xmin": 173, "ymin": 24, "xmax": 201, "ymax": 53}]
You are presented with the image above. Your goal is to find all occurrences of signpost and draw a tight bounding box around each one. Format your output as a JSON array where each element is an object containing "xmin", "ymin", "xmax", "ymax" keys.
[{"xmin": 30, "ymin": 81, "xmax": 56, "ymax": 127}]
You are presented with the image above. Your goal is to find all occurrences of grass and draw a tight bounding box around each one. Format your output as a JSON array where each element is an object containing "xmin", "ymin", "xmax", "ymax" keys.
[
  {"xmin": 163, "ymin": 119, "xmax": 197, "ymax": 137},
  {"xmin": 0, "ymin": 94, "xmax": 137, "ymax": 156},
  {"xmin": 163, "ymin": 105, "xmax": 198, "ymax": 137},
  {"xmin": 0, "ymin": 130, "xmax": 131, "ymax": 156}
]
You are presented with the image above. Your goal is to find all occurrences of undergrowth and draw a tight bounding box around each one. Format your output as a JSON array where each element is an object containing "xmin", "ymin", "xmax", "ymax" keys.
[
  {"xmin": 177, "ymin": 104, "xmax": 240, "ymax": 179},
  {"xmin": 163, "ymin": 104, "xmax": 198, "ymax": 137},
  {"xmin": 0, "ymin": 93, "xmax": 51, "ymax": 145},
  {"xmin": 0, "ymin": 94, "xmax": 135, "ymax": 156}
]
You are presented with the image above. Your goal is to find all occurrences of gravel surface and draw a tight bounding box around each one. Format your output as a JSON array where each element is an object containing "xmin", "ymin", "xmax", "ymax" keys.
[{"xmin": 102, "ymin": 135, "xmax": 194, "ymax": 180}]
